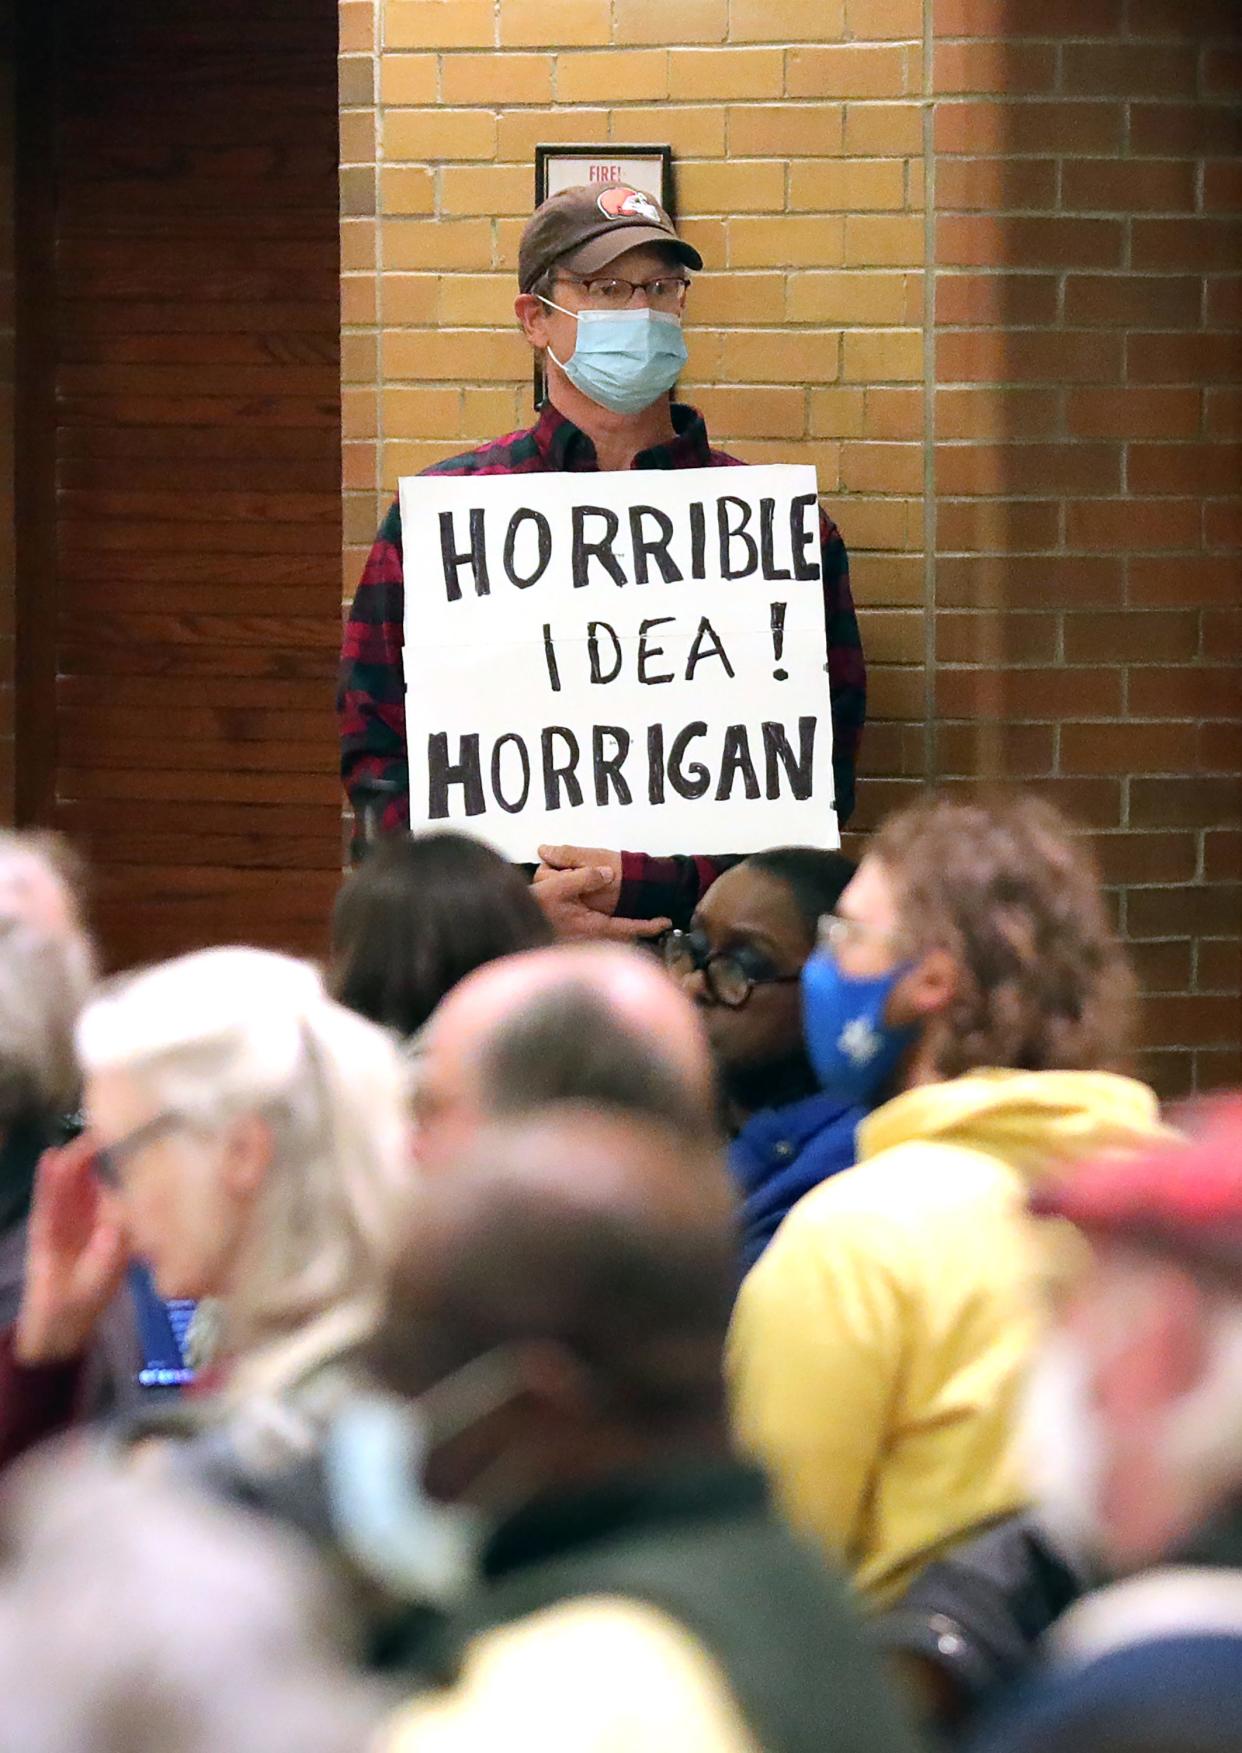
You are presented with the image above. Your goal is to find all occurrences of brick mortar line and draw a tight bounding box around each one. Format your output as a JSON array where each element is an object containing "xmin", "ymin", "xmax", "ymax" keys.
[
  {"xmin": 935, "ymin": 207, "xmax": 1239, "ymax": 216},
  {"xmin": 933, "ymin": 376, "xmax": 1233, "ymax": 385},
  {"xmin": 926, "ymin": 82, "xmax": 1233, "ymax": 93},
  {"xmin": 824, "ymin": 264, "xmax": 1234, "ymax": 270},
  {"xmin": 371, "ymin": 95, "xmax": 1235, "ymax": 106},
  {"xmin": 371, "ymin": 0, "xmax": 385, "ymax": 528},
  {"xmin": 933, "ymin": 34, "xmax": 1234, "ymax": 42},
  {"xmin": 921, "ymin": 0, "xmax": 938, "ymax": 789}
]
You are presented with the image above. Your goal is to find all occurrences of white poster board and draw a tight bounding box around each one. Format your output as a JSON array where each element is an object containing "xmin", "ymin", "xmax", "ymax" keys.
[{"xmin": 400, "ymin": 465, "xmax": 837, "ymax": 860}]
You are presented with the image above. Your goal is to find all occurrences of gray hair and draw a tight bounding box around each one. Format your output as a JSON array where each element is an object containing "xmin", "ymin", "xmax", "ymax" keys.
[
  {"xmin": 479, "ymin": 978, "xmax": 717, "ymax": 1139},
  {"xmin": 76, "ymin": 948, "xmax": 412, "ymax": 1381},
  {"xmin": 0, "ymin": 833, "xmax": 96, "ymax": 1122},
  {"xmin": 0, "ymin": 1450, "xmax": 385, "ymax": 1753}
]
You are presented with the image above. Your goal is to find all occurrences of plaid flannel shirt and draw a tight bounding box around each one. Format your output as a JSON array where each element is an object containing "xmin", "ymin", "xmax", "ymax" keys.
[{"xmin": 338, "ymin": 401, "xmax": 865, "ymax": 928}]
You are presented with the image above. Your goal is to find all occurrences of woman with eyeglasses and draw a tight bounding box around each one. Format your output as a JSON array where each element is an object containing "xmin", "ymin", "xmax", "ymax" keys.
[
  {"xmin": 663, "ymin": 847, "xmax": 858, "ymax": 1272},
  {"xmin": 3, "ymin": 947, "xmax": 409, "ymax": 1477},
  {"xmin": 727, "ymin": 793, "xmax": 1169, "ymax": 1619}
]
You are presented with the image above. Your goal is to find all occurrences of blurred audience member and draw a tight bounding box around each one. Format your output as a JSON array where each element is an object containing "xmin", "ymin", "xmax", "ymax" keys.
[
  {"xmin": 979, "ymin": 1684, "xmax": 1242, "ymax": 1753},
  {"xmin": 112, "ymin": 946, "xmax": 721, "ymax": 1567},
  {"xmin": 0, "ymin": 834, "xmax": 223, "ymax": 1450},
  {"xmin": 413, "ymin": 942, "xmax": 717, "ymax": 1169},
  {"xmin": 969, "ymin": 1097, "xmax": 1242, "ymax": 1753},
  {"xmin": 0, "ymin": 832, "xmax": 95, "ymax": 1329},
  {"xmin": 0, "ymin": 833, "xmax": 130, "ymax": 1462},
  {"xmin": 729, "ymin": 793, "xmax": 1167, "ymax": 1608},
  {"xmin": 2, "ymin": 948, "xmax": 409, "ymax": 1481},
  {"xmin": 665, "ymin": 847, "xmax": 857, "ymax": 1269},
  {"xmin": 875, "ymin": 1506, "xmax": 1089, "ymax": 1736},
  {"xmin": 0, "ymin": 1450, "xmax": 382, "ymax": 1752},
  {"xmin": 328, "ymin": 830, "xmax": 551, "ymax": 1045},
  {"xmin": 338, "ymin": 1105, "xmax": 921, "ymax": 1753}
]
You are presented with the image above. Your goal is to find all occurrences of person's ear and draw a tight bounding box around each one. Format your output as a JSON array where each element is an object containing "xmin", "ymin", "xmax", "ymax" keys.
[
  {"xmin": 219, "ymin": 1112, "xmax": 274, "ymax": 1205},
  {"xmin": 515, "ymin": 1338, "xmax": 597, "ymax": 1420},
  {"xmin": 892, "ymin": 946, "xmax": 958, "ymax": 1026},
  {"xmin": 515, "ymin": 292, "xmax": 551, "ymax": 350}
]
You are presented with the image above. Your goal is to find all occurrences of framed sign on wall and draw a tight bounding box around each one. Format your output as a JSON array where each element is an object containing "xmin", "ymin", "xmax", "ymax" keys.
[
  {"xmin": 531, "ymin": 144, "xmax": 675, "ymax": 406},
  {"xmin": 534, "ymin": 143, "xmax": 675, "ymax": 214}
]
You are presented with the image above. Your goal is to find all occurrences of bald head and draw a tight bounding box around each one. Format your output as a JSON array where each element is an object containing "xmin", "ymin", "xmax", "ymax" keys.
[
  {"xmin": 414, "ymin": 944, "xmax": 716, "ymax": 1170},
  {"xmin": 373, "ymin": 1105, "xmax": 737, "ymax": 1446}
]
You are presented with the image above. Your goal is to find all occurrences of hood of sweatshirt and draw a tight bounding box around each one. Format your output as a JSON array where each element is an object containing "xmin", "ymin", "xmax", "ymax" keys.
[{"xmin": 857, "ymin": 1069, "xmax": 1170, "ymax": 1191}]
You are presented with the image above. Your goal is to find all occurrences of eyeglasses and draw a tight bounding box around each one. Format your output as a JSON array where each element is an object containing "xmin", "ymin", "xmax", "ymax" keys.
[
  {"xmin": 662, "ymin": 928, "xmax": 801, "ymax": 1010},
  {"xmin": 554, "ymin": 273, "xmax": 691, "ymax": 313},
  {"xmin": 91, "ymin": 1111, "xmax": 192, "ymax": 1190},
  {"xmin": 817, "ymin": 912, "xmax": 909, "ymax": 958}
]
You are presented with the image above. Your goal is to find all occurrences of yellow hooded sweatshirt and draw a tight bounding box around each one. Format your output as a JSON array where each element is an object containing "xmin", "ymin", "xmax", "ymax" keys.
[{"xmin": 727, "ymin": 1069, "xmax": 1167, "ymax": 1610}]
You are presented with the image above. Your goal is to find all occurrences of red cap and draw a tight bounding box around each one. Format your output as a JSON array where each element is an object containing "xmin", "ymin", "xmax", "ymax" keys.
[{"xmin": 1032, "ymin": 1095, "xmax": 1242, "ymax": 1282}]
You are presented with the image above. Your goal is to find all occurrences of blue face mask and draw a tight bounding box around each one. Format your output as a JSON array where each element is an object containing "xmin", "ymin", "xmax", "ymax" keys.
[
  {"xmin": 801, "ymin": 951, "xmax": 917, "ymax": 1109},
  {"xmin": 542, "ymin": 299, "xmax": 688, "ymax": 416}
]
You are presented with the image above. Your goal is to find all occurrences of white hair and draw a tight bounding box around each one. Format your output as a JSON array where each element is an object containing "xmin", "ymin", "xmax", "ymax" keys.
[
  {"xmin": 76, "ymin": 947, "xmax": 412, "ymax": 1384},
  {"xmin": 1023, "ymin": 1264, "xmax": 1242, "ymax": 1570},
  {"xmin": 0, "ymin": 1449, "xmax": 385, "ymax": 1753},
  {"xmin": 0, "ymin": 833, "xmax": 96, "ymax": 1122},
  {"xmin": 1158, "ymin": 1292, "xmax": 1242, "ymax": 1513}
]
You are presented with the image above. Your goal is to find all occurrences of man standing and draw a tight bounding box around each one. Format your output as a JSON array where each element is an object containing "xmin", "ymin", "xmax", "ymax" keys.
[{"xmin": 337, "ymin": 184, "xmax": 864, "ymax": 931}]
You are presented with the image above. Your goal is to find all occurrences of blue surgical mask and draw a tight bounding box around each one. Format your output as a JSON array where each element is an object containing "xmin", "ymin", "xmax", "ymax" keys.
[
  {"xmin": 541, "ymin": 298, "xmax": 688, "ymax": 416},
  {"xmin": 801, "ymin": 952, "xmax": 917, "ymax": 1108}
]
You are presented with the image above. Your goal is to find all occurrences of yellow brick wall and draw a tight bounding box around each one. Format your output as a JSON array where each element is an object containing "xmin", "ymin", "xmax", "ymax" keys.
[
  {"xmin": 340, "ymin": 0, "xmax": 929, "ymax": 833},
  {"xmin": 337, "ymin": 3, "xmax": 1242, "ymax": 1101}
]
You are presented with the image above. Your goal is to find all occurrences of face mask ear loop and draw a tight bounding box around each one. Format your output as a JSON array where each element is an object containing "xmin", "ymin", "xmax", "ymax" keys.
[
  {"xmin": 537, "ymin": 293, "xmax": 577, "ymax": 321},
  {"xmin": 417, "ymin": 1343, "xmax": 578, "ymax": 1527},
  {"xmin": 537, "ymin": 294, "xmax": 576, "ymax": 374},
  {"xmin": 417, "ymin": 1345, "xmax": 532, "ymax": 1451}
]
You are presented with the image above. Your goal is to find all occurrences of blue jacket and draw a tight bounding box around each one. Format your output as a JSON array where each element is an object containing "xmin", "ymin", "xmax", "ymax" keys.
[{"xmin": 728, "ymin": 1092, "xmax": 864, "ymax": 1272}]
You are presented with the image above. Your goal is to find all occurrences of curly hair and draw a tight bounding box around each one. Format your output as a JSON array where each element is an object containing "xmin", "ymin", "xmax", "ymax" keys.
[{"xmin": 869, "ymin": 791, "xmax": 1137, "ymax": 1079}]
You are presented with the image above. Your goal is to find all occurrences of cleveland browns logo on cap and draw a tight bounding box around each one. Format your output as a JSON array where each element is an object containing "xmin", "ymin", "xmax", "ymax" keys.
[{"xmin": 596, "ymin": 186, "xmax": 663, "ymax": 225}]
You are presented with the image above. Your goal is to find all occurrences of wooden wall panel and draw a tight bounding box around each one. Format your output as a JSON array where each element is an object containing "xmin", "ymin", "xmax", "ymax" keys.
[
  {"xmin": 25, "ymin": 0, "xmax": 343, "ymax": 969},
  {"xmin": 0, "ymin": 1, "xmax": 14, "ymax": 823}
]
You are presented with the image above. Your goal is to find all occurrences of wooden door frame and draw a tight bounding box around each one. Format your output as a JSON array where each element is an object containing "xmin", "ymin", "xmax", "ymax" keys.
[{"xmin": 13, "ymin": 0, "xmax": 58, "ymax": 827}]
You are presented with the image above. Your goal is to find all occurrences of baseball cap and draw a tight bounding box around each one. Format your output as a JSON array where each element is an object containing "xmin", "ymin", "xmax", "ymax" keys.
[
  {"xmin": 1031, "ymin": 1096, "xmax": 1242, "ymax": 1282},
  {"xmin": 518, "ymin": 183, "xmax": 703, "ymax": 294}
]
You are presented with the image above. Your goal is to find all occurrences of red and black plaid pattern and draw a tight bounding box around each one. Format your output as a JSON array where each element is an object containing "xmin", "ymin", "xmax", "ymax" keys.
[{"xmin": 338, "ymin": 401, "xmax": 865, "ymax": 921}]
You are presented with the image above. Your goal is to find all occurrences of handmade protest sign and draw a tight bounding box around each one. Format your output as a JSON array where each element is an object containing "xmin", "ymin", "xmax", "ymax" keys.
[{"xmin": 400, "ymin": 464, "xmax": 837, "ymax": 860}]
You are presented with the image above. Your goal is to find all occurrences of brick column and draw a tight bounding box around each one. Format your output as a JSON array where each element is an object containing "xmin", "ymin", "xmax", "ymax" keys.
[
  {"xmin": 338, "ymin": 0, "xmax": 930, "ymax": 841},
  {"xmin": 338, "ymin": 0, "xmax": 1241, "ymax": 1097},
  {"xmin": 931, "ymin": 0, "xmax": 1241, "ymax": 1097}
]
